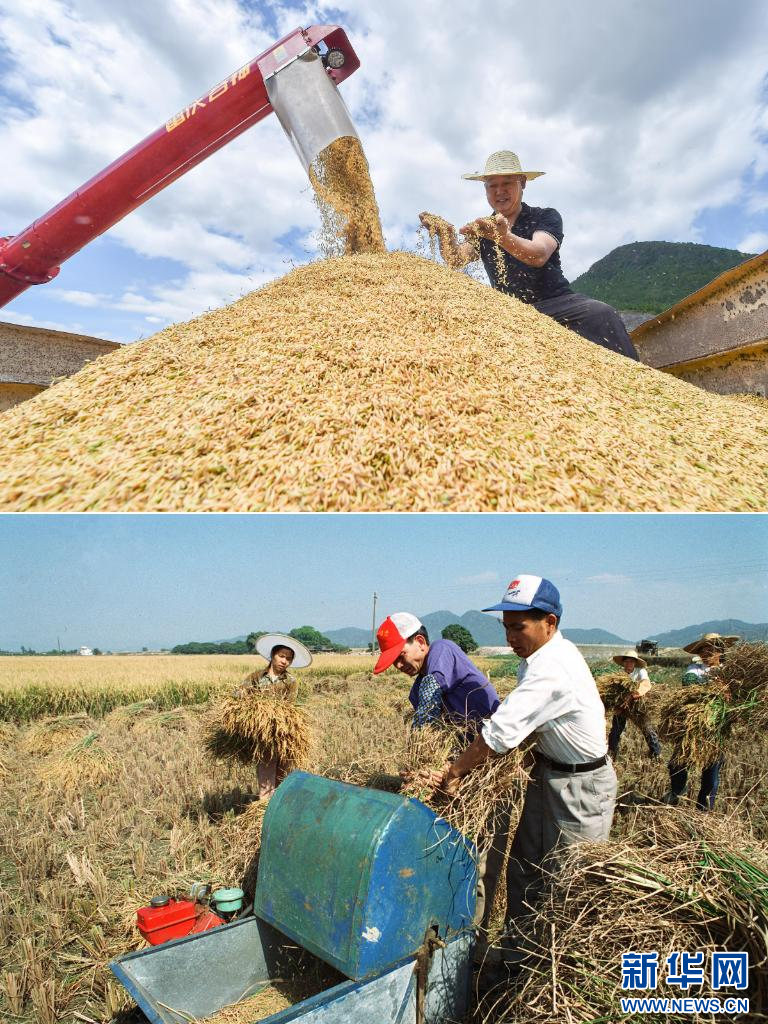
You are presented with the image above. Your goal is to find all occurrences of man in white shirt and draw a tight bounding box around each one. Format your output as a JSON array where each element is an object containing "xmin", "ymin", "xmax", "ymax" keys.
[{"xmin": 437, "ymin": 574, "xmax": 617, "ymax": 939}]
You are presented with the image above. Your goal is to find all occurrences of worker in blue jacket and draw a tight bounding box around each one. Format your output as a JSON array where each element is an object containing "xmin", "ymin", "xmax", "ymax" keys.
[{"xmin": 374, "ymin": 611, "xmax": 501, "ymax": 945}]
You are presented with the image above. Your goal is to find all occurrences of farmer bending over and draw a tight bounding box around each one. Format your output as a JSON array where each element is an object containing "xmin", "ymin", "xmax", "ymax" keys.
[
  {"xmin": 419, "ymin": 575, "xmax": 617, "ymax": 971},
  {"xmin": 235, "ymin": 633, "xmax": 312, "ymax": 799},
  {"xmin": 419, "ymin": 150, "xmax": 639, "ymax": 360},
  {"xmin": 607, "ymin": 648, "xmax": 661, "ymax": 760},
  {"xmin": 663, "ymin": 631, "xmax": 739, "ymax": 811},
  {"xmin": 374, "ymin": 612, "xmax": 501, "ymax": 943}
]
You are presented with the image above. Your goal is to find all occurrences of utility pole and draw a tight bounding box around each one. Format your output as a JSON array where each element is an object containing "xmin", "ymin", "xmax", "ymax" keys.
[{"xmin": 370, "ymin": 592, "xmax": 378, "ymax": 656}]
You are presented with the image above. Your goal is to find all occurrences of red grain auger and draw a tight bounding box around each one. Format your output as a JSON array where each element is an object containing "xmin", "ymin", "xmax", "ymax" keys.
[{"xmin": 0, "ymin": 25, "xmax": 361, "ymax": 309}]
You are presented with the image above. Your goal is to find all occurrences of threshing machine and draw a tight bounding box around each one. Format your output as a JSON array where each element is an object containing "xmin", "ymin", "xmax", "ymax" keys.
[
  {"xmin": 110, "ymin": 772, "xmax": 477, "ymax": 1024},
  {"xmin": 0, "ymin": 25, "xmax": 362, "ymax": 309}
]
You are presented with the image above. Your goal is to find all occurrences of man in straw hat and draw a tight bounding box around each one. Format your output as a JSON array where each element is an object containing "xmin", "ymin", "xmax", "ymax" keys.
[
  {"xmin": 419, "ymin": 150, "xmax": 639, "ymax": 359},
  {"xmin": 236, "ymin": 633, "xmax": 312, "ymax": 799},
  {"xmin": 607, "ymin": 649, "xmax": 661, "ymax": 760},
  {"xmin": 422, "ymin": 575, "xmax": 616, "ymax": 968},
  {"xmin": 663, "ymin": 631, "xmax": 739, "ymax": 810}
]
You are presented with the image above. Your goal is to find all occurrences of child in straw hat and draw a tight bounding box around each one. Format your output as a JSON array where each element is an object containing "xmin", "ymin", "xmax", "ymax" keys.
[
  {"xmin": 607, "ymin": 649, "xmax": 661, "ymax": 760},
  {"xmin": 419, "ymin": 150, "xmax": 638, "ymax": 360},
  {"xmin": 663, "ymin": 632, "xmax": 739, "ymax": 810},
  {"xmin": 236, "ymin": 633, "xmax": 312, "ymax": 799}
]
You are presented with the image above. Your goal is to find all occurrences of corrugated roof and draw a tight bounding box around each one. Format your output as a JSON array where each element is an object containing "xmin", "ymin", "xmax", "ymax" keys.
[{"xmin": 631, "ymin": 249, "xmax": 768, "ymax": 337}]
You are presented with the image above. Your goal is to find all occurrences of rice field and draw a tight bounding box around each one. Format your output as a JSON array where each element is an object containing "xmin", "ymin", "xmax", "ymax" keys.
[{"xmin": 1, "ymin": 655, "xmax": 766, "ymax": 1023}]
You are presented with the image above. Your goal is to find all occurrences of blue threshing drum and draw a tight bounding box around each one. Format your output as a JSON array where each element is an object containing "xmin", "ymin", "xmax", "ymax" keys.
[{"xmin": 254, "ymin": 771, "xmax": 477, "ymax": 980}]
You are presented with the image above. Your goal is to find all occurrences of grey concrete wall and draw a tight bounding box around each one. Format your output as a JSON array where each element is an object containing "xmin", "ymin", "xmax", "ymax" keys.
[
  {"xmin": 668, "ymin": 342, "xmax": 768, "ymax": 396},
  {"xmin": 633, "ymin": 265, "xmax": 768, "ymax": 388},
  {"xmin": 0, "ymin": 381, "xmax": 46, "ymax": 412},
  {"xmin": 0, "ymin": 321, "xmax": 120, "ymax": 387}
]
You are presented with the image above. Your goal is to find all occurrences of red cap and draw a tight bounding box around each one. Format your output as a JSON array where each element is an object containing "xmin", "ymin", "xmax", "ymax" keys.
[{"xmin": 373, "ymin": 612, "xmax": 423, "ymax": 674}]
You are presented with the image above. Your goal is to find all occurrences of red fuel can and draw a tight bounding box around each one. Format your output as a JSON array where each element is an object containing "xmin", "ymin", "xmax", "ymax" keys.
[{"xmin": 137, "ymin": 897, "xmax": 198, "ymax": 945}]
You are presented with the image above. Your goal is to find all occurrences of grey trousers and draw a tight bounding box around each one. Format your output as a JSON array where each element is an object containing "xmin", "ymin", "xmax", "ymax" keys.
[
  {"xmin": 534, "ymin": 292, "xmax": 640, "ymax": 361},
  {"xmin": 505, "ymin": 757, "xmax": 617, "ymax": 927}
]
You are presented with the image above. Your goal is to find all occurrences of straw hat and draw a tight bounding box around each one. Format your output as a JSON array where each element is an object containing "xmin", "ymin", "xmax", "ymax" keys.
[
  {"xmin": 462, "ymin": 150, "xmax": 545, "ymax": 182},
  {"xmin": 255, "ymin": 633, "xmax": 313, "ymax": 669},
  {"xmin": 682, "ymin": 632, "xmax": 740, "ymax": 655},
  {"xmin": 612, "ymin": 649, "xmax": 647, "ymax": 669}
]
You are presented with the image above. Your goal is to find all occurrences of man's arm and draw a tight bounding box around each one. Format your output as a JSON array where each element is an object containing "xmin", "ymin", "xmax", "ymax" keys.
[{"xmin": 461, "ymin": 216, "xmax": 557, "ymax": 267}]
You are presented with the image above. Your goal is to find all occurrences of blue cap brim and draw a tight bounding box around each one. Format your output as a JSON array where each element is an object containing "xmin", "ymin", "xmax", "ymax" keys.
[{"xmin": 482, "ymin": 602, "xmax": 537, "ymax": 613}]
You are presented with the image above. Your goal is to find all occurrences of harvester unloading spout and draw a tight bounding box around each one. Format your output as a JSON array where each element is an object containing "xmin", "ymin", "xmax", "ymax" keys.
[
  {"xmin": 0, "ymin": 26, "xmax": 361, "ymax": 310},
  {"xmin": 264, "ymin": 46, "xmax": 360, "ymax": 173}
]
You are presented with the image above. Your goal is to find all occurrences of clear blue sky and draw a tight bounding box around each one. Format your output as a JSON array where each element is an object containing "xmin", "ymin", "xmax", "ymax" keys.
[{"xmin": 1, "ymin": 515, "xmax": 766, "ymax": 651}]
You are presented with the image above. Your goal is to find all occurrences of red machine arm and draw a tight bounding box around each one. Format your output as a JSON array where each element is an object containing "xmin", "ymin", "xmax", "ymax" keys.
[{"xmin": 0, "ymin": 25, "xmax": 360, "ymax": 309}]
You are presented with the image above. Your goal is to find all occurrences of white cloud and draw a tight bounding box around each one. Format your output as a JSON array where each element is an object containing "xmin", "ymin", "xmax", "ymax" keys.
[
  {"xmin": 1, "ymin": 0, "xmax": 767, "ymax": 333},
  {"xmin": 737, "ymin": 232, "xmax": 768, "ymax": 254}
]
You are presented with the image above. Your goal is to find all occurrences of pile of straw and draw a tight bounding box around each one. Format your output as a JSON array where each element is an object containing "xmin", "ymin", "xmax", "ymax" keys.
[
  {"xmin": 19, "ymin": 712, "xmax": 92, "ymax": 756},
  {"xmin": 218, "ymin": 800, "xmax": 268, "ymax": 888},
  {"xmin": 399, "ymin": 724, "xmax": 527, "ymax": 841},
  {"xmin": 204, "ymin": 693, "xmax": 311, "ymax": 769},
  {"xmin": 479, "ymin": 809, "xmax": 768, "ymax": 1024},
  {"xmin": 1, "ymin": 253, "xmax": 767, "ymax": 512},
  {"xmin": 35, "ymin": 731, "xmax": 117, "ymax": 793},
  {"xmin": 648, "ymin": 683, "xmax": 732, "ymax": 767},
  {"xmin": 595, "ymin": 672, "xmax": 646, "ymax": 720},
  {"xmin": 310, "ymin": 137, "xmax": 386, "ymax": 256}
]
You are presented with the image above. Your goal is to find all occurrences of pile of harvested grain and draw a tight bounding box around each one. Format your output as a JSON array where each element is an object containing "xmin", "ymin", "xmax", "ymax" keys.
[
  {"xmin": 1, "ymin": 252, "xmax": 767, "ymax": 511},
  {"xmin": 204, "ymin": 693, "xmax": 311, "ymax": 769},
  {"xmin": 310, "ymin": 136, "xmax": 385, "ymax": 256},
  {"xmin": 478, "ymin": 809, "xmax": 768, "ymax": 1024}
]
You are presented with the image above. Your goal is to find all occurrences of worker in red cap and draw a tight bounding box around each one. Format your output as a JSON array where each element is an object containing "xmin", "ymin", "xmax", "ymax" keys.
[
  {"xmin": 374, "ymin": 611, "xmax": 499, "ymax": 727},
  {"xmin": 423, "ymin": 574, "xmax": 616, "ymax": 973},
  {"xmin": 374, "ymin": 611, "xmax": 501, "ymax": 942}
]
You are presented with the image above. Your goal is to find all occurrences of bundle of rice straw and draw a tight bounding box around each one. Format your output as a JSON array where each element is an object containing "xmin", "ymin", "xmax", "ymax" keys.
[
  {"xmin": 478, "ymin": 809, "xmax": 768, "ymax": 1024},
  {"xmin": 718, "ymin": 642, "xmax": 768, "ymax": 726},
  {"xmin": 204, "ymin": 691, "xmax": 311, "ymax": 769},
  {"xmin": 35, "ymin": 731, "xmax": 117, "ymax": 793},
  {"xmin": 595, "ymin": 672, "xmax": 647, "ymax": 722},
  {"xmin": 646, "ymin": 683, "xmax": 733, "ymax": 767},
  {"xmin": 19, "ymin": 712, "xmax": 92, "ymax": 756},
  {"xmin": 399, "ymin": 724, "xmax": 527, "ymax": 841}
]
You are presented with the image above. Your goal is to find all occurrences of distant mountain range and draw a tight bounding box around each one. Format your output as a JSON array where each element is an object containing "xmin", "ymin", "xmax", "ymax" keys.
[
  {"xmin": 572, "ymin": 240, "xmax": 754, "ymax": 314},
  {"xmin": 215, "ymin": 617, "xmax": 768, "ymax": 652},
  {"xmin": 646, "ymin": 619, "xmax": 768, "ymax": 647}
]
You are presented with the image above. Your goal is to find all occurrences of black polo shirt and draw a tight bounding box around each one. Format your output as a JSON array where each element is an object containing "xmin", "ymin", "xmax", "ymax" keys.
[{"xmin": 478, "ymin": 202, "xmax": 572, "ymax": 304}]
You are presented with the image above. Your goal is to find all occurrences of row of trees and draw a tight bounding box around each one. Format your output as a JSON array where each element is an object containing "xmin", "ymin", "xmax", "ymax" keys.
[{"xmin": 171, "ymin": 626, "xmax": 350, "ymax": 656}]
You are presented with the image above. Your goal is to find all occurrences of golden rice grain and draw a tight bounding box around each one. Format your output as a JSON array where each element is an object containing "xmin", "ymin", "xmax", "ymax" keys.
[
  {"xmin": 309, "ymin": 136, "xmax": 385, "ymax": 256},
  {"xmin": 0, "ymin": 253, "xmax": 767, "ymax": 511}
]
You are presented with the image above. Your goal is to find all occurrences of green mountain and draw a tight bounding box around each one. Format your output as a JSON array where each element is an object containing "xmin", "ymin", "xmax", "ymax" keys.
[
  {"xmin": 648, "ymin": 619, "xmax": 768, "ymax": 648},
  {"xmin": 571, "ymin": 241, "xmax": 755, "ymax": 314}
]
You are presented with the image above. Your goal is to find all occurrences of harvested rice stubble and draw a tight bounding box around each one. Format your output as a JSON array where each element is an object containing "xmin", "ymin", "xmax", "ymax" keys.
[{"xmin": 1, "ymin": 253, "xmax": 767, "ymax": 511}]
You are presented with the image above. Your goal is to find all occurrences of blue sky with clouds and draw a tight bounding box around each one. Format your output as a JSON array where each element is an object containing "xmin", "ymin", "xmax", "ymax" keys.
[
  {"xmin": 0, "ymin": 0, "xmax": 767, "ymax": 341},
  {"xmin": 2, "ymin": 514, "xmax": 766, "ymax": 651}
]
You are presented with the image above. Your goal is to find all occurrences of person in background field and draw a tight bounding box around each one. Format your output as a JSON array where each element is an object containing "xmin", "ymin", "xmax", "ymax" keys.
[
  {"xmin": 420, "ymin": 575, "xmax": 616, "ymax": 970},
  {"xmin": 419, "ymin": 150, "xmax": 639, "ymax": 360},
  {"xmin": 235, "ymin": 633, "xmax": 312, "ymax": 800},
  {"xmin": 607, "ymin": 648, "xmax": 661, "ymax": 760},
  {"xmin": 373, "ymin": 612, "xmax": 501, "ymax": 946},
  {"xmin": 663, "ymin": 632, "xmax": 740, "ymax": 810}
]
